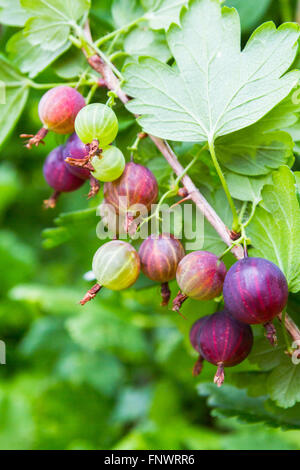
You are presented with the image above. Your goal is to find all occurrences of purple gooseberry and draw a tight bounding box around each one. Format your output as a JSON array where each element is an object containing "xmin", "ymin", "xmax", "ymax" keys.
[
  {"xmin": 21, "ymin": 86, "xmax": 85, "ymax": 149},
  {"xmin": 63, "ymin": 133, "xmax": 100, "ymax": 199},
  {"xmin": 138, "ymin": 233, "xmax": 185, "ymax": 306},
  {"xmin": 63, "ymin": 133, "xmax": 90, "ymax": 180},
  {"xmin": 43, "ymin": 145, "xmax": 84, "ymax": 208},
  {"xmin": 173, "ymin": 251, "xmax": 227, "ymax": 313},
  {"xmin": 189, "ymin": 316, "xmax": 209, "ymax": 376},
  {"xmin": 223, "ymin": 257, "xmax": 288, "ymax": 345},
  {"xmin": 198, "ymin": 310, "xmax": 253, "ymax": 386},
  {"xmin": 104, "ymin": 162, "xmax": 158, "ymax": 231}
]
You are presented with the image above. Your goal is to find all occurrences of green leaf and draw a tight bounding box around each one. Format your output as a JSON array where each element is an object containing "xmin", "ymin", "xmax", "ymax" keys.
[
  {"xmin": 225, "ymin": 0, "xmax": 271, "ymax": 33},
  {"xmin": 42, "ymin": 227, "xmax": 71, "ymax": 249},
  {"xmin": 248, "ymin": 166, "xmax": 300, "ymax": 292},
  {"xmin": 7, "ymin": 32, "xmax": 70, "ymax": 78},
  {"xmin": 0, "ymin": 231, "xmax": 36, "ymax": 294},
  {"xmin": 198, "ymin": 383, "xmax": 267, "ymax": 423},
  {"xmin": 226, "ymin": 173, "xmax": 272, "ymax": 204},
  {"xmin": 42, "ymin": 207, "xmax": 97, "ymax": 249},
  {"xmin": 9, "ymin": 284, "xmax": 82, "ymax": 315},
  {"xmin": 67, "ymin": 303, "xmax": 149, "ymax": 359},
  {"xmin": 198, "ymin": 383, "xmax": 300, "ymax": 429},
  {"xmin": 230, "ymin": 371, "xmax": 270, "ymax": 397},
  {"xmin": 0, "ymin": 0, "xmax": 29, "ymax": 26},
  {"xmin": 52, "ymin": 47, "xmax": 87, "ymax": 79},
  {"xmin": 215, "ymin": 129, "xmax": 294, "ymax": 176},
  {"xmin": 124, "ymin": 0, "xmax": 300, "ymax": 143},
  {"xmin": 214, "ymin": 93, "xmax": 300, "ymax": 176},
  {"xmin": 0, "ymin": 163, "xmax": 20, "ymax": 213},
  {"xmin": 111, "ymin": 0, "xmax": 143, "ymax": 28},
  {"xmin": 112, "ymin": 386, "xmax": 151, "ymax": 423},
  {"xmin": 0, "ymin": 55, "xmax": 29, "ymax": 147},
  {"xmin": 21, "ymin": 0, "xmax": 90, "ymax": 51},
  {"xmin": 248, "ymin": 334, "xmax": 286, "ymax": 371},
  {"xmin": 286, "ymin": 120, "xmax": 300, "ymax": 154},
  {"xmin": 124, "ymin": 27, "xmax": 171, "ymax": 62},
  {"xmin": 295, "ymin": 171, "xmax": 300, "ymax": 195},
  {"xmin": 145, "ymin": 0, "xmax": 188, "ymax": 31},
  {"xmin": 268, "ymin": 358, "xmax": 300, "ymax": 408},
  {"xmin": 55, "ymin": 350, "xmax": 125, "ymax": 396}
]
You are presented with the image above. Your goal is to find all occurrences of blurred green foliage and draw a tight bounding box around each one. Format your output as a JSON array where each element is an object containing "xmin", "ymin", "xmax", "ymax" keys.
[{"xmin": 0, "ymin": 0, "xmax": 300, "ymax": 450}]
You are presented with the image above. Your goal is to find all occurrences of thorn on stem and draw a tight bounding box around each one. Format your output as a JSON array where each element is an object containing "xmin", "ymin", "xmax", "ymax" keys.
[
  {"xmin": 230, "ymin": 230, "xmax": 241, "ymax": 241},
  {"xmin": 178, "ymin": 187, "xmax": 189, "ymax": 198},
  {"xmin": 138, "ymin": 132, "xmax": 148, "ymax": 140}
]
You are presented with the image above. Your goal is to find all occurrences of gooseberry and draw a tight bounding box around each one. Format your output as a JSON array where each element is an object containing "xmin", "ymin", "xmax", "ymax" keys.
[
  {"xmin": 138, "ymin": 233, "xmax": 185, "ymax": 306},
  {"xmin": 80, "ymin": 240, "xmax": 140, "ymax": 305},
  {"xmin": 104, "ymin": 162, "xmax": 158, "ymax": 230},
  {"xmin": 223, "ymin": 257, "xmax": 289, "ymax": 345},
  {"xmin": 63, "ymin": 132, "xmax": 101, "ymax": 199},
  {"xmin": 198, "ymin": 310, "xmax": 253, "ymax": 386},
  {"xmin": 43, "ymin": 145, "xmax": 84, "ymax": 208},
  {"xmin": 75, "ymin": 103, "xmax": 118, "ymax": 148},
  {"xmin": 21, "ymin": 86, "xmax": 85, "ymax": 148},
  {"xmin": 91, "ymin": 146, "xmax": 125, "ymax": 182},
  {"xmin": 63, "ymin": 133, "xmax": 90, "ymax": 180},
  {"xmin": 189, "ymin": 316, "xmax": 209, "ymax": 376},
  {"xmin": 189, "ymin": 317, "xmax": 208, "ymax": 353},
  {"xmin": 173, "ymin": 251, "xmax": 227, "ymax": 313}
]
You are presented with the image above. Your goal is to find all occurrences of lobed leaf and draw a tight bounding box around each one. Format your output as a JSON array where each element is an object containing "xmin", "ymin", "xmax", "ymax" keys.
[
  {"xmin": 111, "ymin": 0, "xmax": 143, "ymax": 28},
  {"xmin": 21, "ymin": 0, "xmax": 90, "ymax": 51},
  {"xmin": 248, "ymin": 166, "xmax": 300, "ymax": 292},
  {"xmin": 0, "ymin": 55, "xmax": 30, "ymax": 148},
  {"xmin": 145, "ymin": 0, "xmax": 189, "ymax": 31},
  {"xmin": 7, "ymin": 32, "xmax": 70, "ymax": 79},
  {"xmin": 124, "ymin": 0, "xmax": 300, "ymax": 143},
  {"xmin": 226, "ymin": 173, "xmax": 272, "ymax": 204},
  {"xmin": 198, "ymin": 383, "xmax": 300, "ymax": 429},
  {"xmin": 124, "ymin": 27, "xmax": 171, "ymax": 62},
  {"xmin": 267, "ymin": 358, "xmax": 300, "ymax": 409},
  {"xmin": 0, "ymin": 0, "xmax": 29, "ymax": 26}
]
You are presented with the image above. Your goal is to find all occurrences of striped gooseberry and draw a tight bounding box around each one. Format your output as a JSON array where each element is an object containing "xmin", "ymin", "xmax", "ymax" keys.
[
  {"xmin": 104, "ymin": 162, "xmax": 158, "ymax": 231},
  {"xmin": 223, "ymin": 257, "xmax": 288, "ymax": 345},
  {"xmin": 80, "ymin": 241, "xmax": 140, "ymax": 305},
  {"xmin": 75, "ymin": 103, "xmax": 118, "ymax": 148},
  {"xmin": 138, "ymin": 233, "xmax": 185, "ymax": 306},
  {"xmin": 43, "ymin": 145, "xmax": 84, "ymax": 208},
  {"xmin": 91, "ymin": 146, "xmax": 125, "ymax": 182},
  {"xmin": 21, "ymin": 86, "xmax": 85, "ymax": 148},
  {"xmin": 198, "ymin": 310, "xmax": 253, "ymax": 386},
  {"xmin": 173, "ymin": 251, "xmax": 227, "ymax": 313}
]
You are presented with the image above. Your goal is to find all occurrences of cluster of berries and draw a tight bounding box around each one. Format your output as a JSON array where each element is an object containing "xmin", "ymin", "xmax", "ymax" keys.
[
  {"xmin": 80, "ymin": 159, "xmax": 288, "ymax": 387},
  {"xmin": 23, "ymin": 87, "xmax": 289, "ymax": 387},
  {"xmin": 22, "ymin": 86, "xmax": 126, "ymax": 208}
]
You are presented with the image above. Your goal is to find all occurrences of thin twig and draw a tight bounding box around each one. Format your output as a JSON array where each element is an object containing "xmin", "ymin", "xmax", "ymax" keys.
[{"xmin": 278, "ymin": 312, "xmax": 300, "ymax": 343}]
